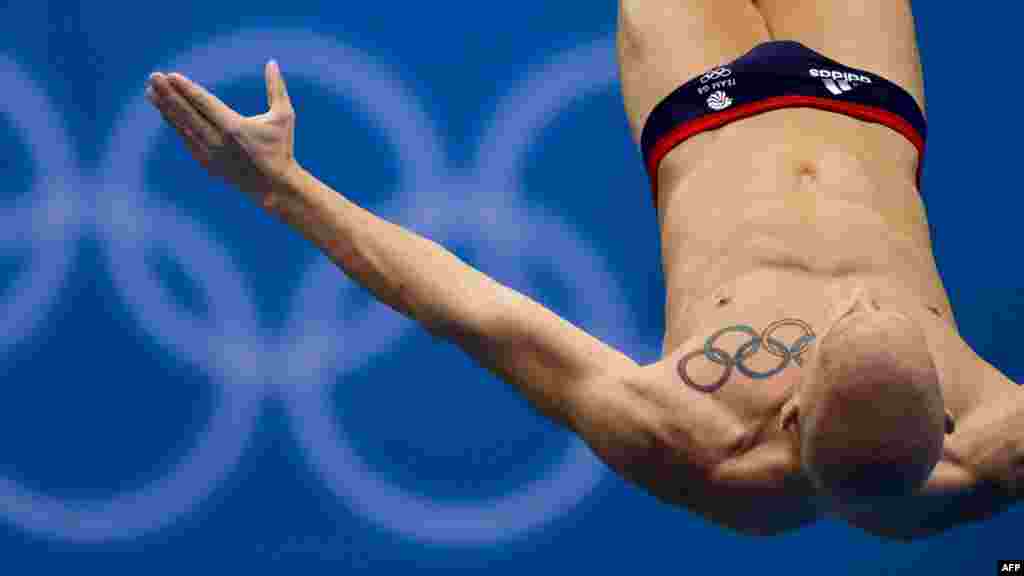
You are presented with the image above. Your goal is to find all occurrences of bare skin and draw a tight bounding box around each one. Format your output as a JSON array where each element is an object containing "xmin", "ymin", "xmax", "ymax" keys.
[
  {"xmin": 618, "ymin": 0, "xmax": 1022, "ymax": 536},
  {"xmin": 144, "ymin": 0, "xmax": 1022, "ymax": 541}
]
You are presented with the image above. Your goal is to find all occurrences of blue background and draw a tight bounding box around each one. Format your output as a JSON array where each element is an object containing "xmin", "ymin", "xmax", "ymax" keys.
[{"xmin": 0, "ymin": 0, "xmax": 1020, "ymax": 572}]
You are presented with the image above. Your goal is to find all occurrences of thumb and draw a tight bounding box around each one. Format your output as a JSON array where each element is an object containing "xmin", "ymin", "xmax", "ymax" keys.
[{"xmin": 265, "ymin": 59, "xmax": 292, "ymax": 112}]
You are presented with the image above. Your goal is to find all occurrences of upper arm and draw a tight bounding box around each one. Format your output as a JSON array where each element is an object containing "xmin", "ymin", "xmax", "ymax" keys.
[
  {"xmin": 432, "ymin": 273, "xmax": 751, "ymax": 497},
  {"xmin": 439, "ymin": 293, "xmax": 733, "ymax": 484},
  {"xmin": 568, "ymin": 367, "xmax": 752, "ymax": 495},
  {"xmin": 431, "ymin": 276, "xmax": 639, "ymax": 428},
  {"xmin": 943, "ymin": 364, "xmax": 1024, "ymax": 501},
  {"xmin": 572, "ymin": 372, "xmax": 820, "ymax": 536}
]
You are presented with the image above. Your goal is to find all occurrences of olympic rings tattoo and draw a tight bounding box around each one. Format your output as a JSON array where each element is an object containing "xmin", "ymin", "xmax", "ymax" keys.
[{"xmin": 677, "ymin": 319, "xmax": 816, "ymax": 393}]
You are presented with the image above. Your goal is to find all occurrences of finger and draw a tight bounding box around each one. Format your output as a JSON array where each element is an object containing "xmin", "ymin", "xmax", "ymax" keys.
[
  {"xmin": 148, "ymin": 83, "xmax": 188, "ymax": 135},
  {"xmin": 265, "ymin": 59, "xmax": 293, "ymax": 114},
  {"xmin": 151, "ymin": 73, "xmax": 222, "ymax": 147},
  {"xmin": 153, "ymin": 98, "xmax": 213, "ymax": 168},
  {"xmin": 179, "ymin": 126, "xmax": 214, "ymax": 170},
  {"xmin": 166, "ymin": 72, "xmax": 243, "ymax": 133}
]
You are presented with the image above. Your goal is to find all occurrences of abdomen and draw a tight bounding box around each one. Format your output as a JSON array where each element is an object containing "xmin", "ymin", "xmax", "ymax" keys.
[{"xmin": 656, "ymin": 108, "xmax": 947, "ymax": 343}]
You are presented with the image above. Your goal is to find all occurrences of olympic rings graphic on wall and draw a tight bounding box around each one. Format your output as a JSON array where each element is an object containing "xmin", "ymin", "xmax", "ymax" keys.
[
  {"xmin": 677, "ymin": 319, "xmax": 816, "ymax": 393},
  {"xmin": 0, "ymin": 30, "xmax": 647, "ymax": 544},
  {"xmin": 699, "ymin": 67, "xmax": 732, "ymax": 84}
]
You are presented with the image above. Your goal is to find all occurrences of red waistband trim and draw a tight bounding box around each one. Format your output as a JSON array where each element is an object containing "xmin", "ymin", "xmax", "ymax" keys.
[{"xmin": 646, "ymin": 95, "xmax": 926, "ymax": 209}]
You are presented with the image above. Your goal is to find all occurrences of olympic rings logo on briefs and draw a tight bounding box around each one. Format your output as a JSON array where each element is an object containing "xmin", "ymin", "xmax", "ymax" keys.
[
  {"xmin": 699, "ymin": 67, "xmax": 732, "ymax": 84},
  {"xmin": 0, "ymin": 29, "xmax": 650, "ymax": 545}
]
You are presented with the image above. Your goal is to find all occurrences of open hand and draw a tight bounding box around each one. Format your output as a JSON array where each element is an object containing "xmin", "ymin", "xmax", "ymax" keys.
[{"xmin": 145, "ymin": 60, "xmax": 298, "ymax": 208}]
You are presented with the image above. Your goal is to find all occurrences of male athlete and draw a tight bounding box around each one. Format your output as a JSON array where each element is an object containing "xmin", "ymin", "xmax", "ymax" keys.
[{"xmin": 145, "ymin": 0, "xmax": 1022, "ymax": 540}]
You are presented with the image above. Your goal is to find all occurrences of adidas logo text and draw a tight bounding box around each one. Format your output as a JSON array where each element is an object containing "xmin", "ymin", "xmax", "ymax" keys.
[
  {"xmin": 809, "ymin": 69, "xmax": 872, "ymax": 84},
  {"xmin": 810, "ymin": 68, "xmax": 871, "ymax": 95}
]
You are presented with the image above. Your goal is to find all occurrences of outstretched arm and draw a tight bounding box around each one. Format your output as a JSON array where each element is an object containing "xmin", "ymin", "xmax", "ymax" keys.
[
  {"xmin": 145, "ymin": 62, "xmax": 749, "ymax": 496},
  {"xmin": 270, "ymin": 163, "xmax": 640, "ymax": 425},
  {"xmin": 144, "ymin": 63, "xmax": 635, "ymax": 428}
]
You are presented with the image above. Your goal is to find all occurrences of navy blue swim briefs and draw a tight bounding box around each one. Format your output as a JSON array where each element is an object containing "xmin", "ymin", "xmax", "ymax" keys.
[{"xmin": 640, "ymin": 40, "xmax": 927, "ymax": 209}]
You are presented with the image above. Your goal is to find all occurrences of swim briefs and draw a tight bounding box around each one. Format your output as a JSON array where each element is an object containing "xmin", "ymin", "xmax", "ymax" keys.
[{"xmin": 640, "ymin": 40, "xmax": 927, "ymax": 209}]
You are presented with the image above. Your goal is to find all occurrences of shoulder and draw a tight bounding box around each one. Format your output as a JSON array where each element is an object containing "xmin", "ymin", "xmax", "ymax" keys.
[
  {"xmin": 694, "ymin": 438, "xmax": 823, "ymax": 536},
  {"xmin": 575, "ymin": 362, "xmax": 824, "ymax": 536},
  {"xmin": 625, "ymin": 361, "xmax": 753, "ymax": 468},
  {"xmin": 640, "ymin": 357, "xmax": 822, "ymax": 535},
  {"xmin": 569, "ymin": 363, "xmax": 749, "ymax": 496},
  {"xmin": 634, "ymin": 437, "xmax": 822, "ymax": 537}
]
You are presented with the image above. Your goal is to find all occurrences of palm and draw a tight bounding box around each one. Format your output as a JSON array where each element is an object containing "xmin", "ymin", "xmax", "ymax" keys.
[
  {"xmin": 146, "ymin": 60, "xmax": 297, "ymax": 205},
  {"xmin": 214, "ymin": 113, "xmax": 294, "ymax": 200}
]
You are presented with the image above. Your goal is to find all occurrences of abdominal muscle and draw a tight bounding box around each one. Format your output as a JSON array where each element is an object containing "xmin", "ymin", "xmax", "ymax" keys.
[
  {"xmin": 653, "ymin": 107, "xmax": 978, "ymax": 434},
  {"xmin": 656, "ymin": 107, "xmax": 950, "ymax": 348}
]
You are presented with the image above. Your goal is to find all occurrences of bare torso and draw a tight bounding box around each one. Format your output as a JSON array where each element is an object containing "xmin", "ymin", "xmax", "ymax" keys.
[
  {"xmin": 654, "ymin": 106, "xmax": 993, "ymax": 429},
  {"xmin": 616, "ymin": 0, "xmax": 1020, "ymax": 534},
  {"xmin": 641, "ymin": 106, "xmax": 1003, "ymax": 527}
]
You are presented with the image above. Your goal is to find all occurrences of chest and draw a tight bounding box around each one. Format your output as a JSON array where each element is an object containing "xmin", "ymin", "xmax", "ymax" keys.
[
  {"xmin": 672, "ymin": 297, "xmax": 824, "ymax": 432},
  {"xmin": 667, "ymin": 269, "xmax": 970, "ymax": 428}
]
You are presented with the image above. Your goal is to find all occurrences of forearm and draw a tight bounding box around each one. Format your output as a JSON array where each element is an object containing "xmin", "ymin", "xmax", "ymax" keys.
[
  {"xmin": 270, "ymin": 164, "xmax": 509, "ymax": 332},
  {"xmin": 264, "ymin": 164, "xmax": 639, "ymax": 429}
]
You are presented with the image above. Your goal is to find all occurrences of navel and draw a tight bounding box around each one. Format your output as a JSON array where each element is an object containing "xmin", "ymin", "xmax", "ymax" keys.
[
  {"xmin": 790, "ymin": 162, "xmax": 820, "ymax": 226},
  {"xmin": 797, "ymin": 161, "xmax": 818, "ymax": 180}
]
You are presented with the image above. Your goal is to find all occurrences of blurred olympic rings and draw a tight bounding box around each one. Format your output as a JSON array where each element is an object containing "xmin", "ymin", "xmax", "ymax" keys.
[{"xmin": 0, "ymin": 30, "xmax": 647, "ymax": 545}]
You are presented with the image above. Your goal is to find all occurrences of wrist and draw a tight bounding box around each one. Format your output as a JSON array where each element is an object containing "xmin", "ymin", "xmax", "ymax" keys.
[{"xmin": 264, "ymin": 161, "xmax": 312, "ymax": 217}]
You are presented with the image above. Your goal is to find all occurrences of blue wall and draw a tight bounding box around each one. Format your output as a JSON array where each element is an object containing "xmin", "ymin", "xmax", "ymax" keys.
[{"xmin": 0, "ymin": 1, "xmax": 1019, "ymax": 572}]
